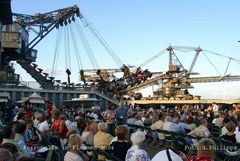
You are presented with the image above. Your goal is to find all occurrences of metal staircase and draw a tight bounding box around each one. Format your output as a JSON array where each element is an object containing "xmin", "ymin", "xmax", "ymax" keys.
[{"xmin": 17, "ymin": 60, "xmax": 55, "ymax": 89}]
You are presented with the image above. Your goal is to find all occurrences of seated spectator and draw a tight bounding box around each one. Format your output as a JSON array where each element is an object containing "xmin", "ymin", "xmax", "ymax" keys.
[
  {"xmin": 187, "ymin": 138, "xmax": 216, "ymax": 161},
  {"xmin": 65, "ymin": 115, "xmax": 74, "ymax": 130},
  {"xmin": 108, "ymin": 125, "xmax": 131, "ymax": 160},
  {"xmin": 172, "ymin": 117, "xmax": 181, "ymax": 132},
  {"xmin": 152, "ymin": 137, "xmax": 187, "ymax": 161},
  {"xmin": 235, "ymin": 123, "xmax": 240, "ymax": 143},
  {"xmin": 25, "ymin": 119, "xmax": 38, "ymax": 142},
  {"xmin": 2, "ymin": 125, "xmax": 16, "ymax": 145},
  {"xmin": 64, "ymin": 134, "xmax": 88, "ymax": 161},
  {"xmin": 163, "ymin": 115, "xmax": 174, "ymax": 131},
  {"xmin": 188, "ymin": 118, "xmax": 210, "ymax": 138},
  {"xmin": 151, "ymin": 113, "xmax": 165, "ymax": 140},
  {"xmin": 76, "ymin": 117, "xmax": 86, "ymax": 135},
  {"xmin": 36, "ymin": 113, "xmax": 49, "ymax": 134},
  {"xmin": 1, "ymin": 143, "xmax": 21, "ymax": 161},
  {"xmin": 93, "ymin": 122, "xmax": 112, "ymax": 148},
  {"xmin": 186, "ymin": 116, "xmax": 196, "ymax": 131},
  {"xmin": 0, "ymin": 148, "xmax": 14, "ymax": 161},
  {"xmin": 135, "ymin": 114, "xmax": 144, "ymax": 126},
  {"xmin": 81, "ymin": 122, "xmax": 91, "ymax": 144},
  {"xmin": 221, "ymin": 122, "xmax": 236, "ymax": 144},
  {"xmin": 178, "ymin": 116, "xmax": 188, "ymax": 132},
  {"xmin": 14, "ymin": 123, "xmax": 35, "ymax": 159},
  {"xmin": 215, "ymin": 112, "xmax": 226, "ymax": 127},
  {"xmin": 84, "ymin": 122, "xmax": 98, "ymax": 146},
  {"xmin": 127, "ymin": 113, "xmax": 137, "ymax": 125},
  {"xmin": 125, "ymin": 130, "xmax": 150, "ymax": 161},
  {"xmin": 143, "ymin": 114, "xmax": 152, "ymax": 126}
]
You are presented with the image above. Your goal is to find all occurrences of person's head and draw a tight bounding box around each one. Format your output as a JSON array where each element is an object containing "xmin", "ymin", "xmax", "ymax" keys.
[
  {"xmin": 0, "ymin": 148, "xmax": 14, "ymax": 161},
  {"xmin": 171, "ymin": 137, "xmax": 187, "ymax": 153},
  {"xmin": 67, "ymin": 129, "xmax": 79, "ymax": 139},
  {"xmin": 98, "ymin": 122, "xmax": 108, "ymax": 132},
  {"xmin": 17, "ymin": 112, "xmax": 25, "ymax": 121},
  {"xmin": 14, "ymin": 123, "xmax": 26, "ymax": 135},
  {"xmin": 135, "ymin": 114, "xmax": 142, "ymax": 120},
  {"xmin": 200, "ymin": 118, "xmax": 208, "ymax": 127},
  {"xmin": 3, "ymin": 125, "xmax": 15, "ymax": 139},
  {"xmin": 187, "ymin": 116, "xmax": 194, "ymax": 124},
  {"xmin": 68, "ymin": 115, "xmax": 74, "ymax": 122},
  {"xmin": 68, "ymin": 134, "xmax": 82, "ymax": 151},
  {"xmin": 130, "ymin": 130, "xmax": 145, "ymax": 146},
  {"xmin": 1, "ymin": 143, "xmax": 19, "ymax": 161},
  {"xmin": 158, "ymin": 113, "xmax": 164, "ymax": 120},
  {"xmin": 25, "ymin": 119, "xmax": 33, "ymax": 129},
  {"xmin": 35, "ymin": 112, "xmax": 44, "ymax": 122},
  {"xmin": 115, "ymin": 125, "xmax": 129, "ymax": 141},
  {"xmin": 197, "ymin": 138, "xmax": 216, "ymax": 159},
  {"xmin": 225, "ymin": 122, "xmax": 236, "ymax": 132},
  {"xmin": 90, "ymin": 122, "xmax": 98, "ymax": 134},
  {"xmin": 173, "ymin": 117, "xmax": 180, "ymax": 124},
  {"xmin": 164, "ymin": 115, "xmax": 172, "ymax": 122},
  {"xmin": 51, "ymin": 109, "xmax": 60, "ymax": 120}
]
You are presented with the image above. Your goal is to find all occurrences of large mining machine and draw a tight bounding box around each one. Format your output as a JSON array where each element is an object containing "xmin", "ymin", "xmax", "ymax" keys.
[{"xmin": 0, "ymin": 5, "xmax": 80, "ymax": 89}]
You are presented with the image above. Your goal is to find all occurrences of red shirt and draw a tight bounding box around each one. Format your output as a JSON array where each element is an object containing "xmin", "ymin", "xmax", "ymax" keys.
[
  {"xmin": 187, "ymin": 156, "xmax": 213, "ymax": 161},
  {"xmin": 52, "ymin": 118, "xmax": 68, "ymax": 139}
]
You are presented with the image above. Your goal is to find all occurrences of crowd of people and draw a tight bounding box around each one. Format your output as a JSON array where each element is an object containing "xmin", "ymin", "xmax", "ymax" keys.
[{"xmin": 0, "ymin": 101, "xmax": 239, "ymax": 161}]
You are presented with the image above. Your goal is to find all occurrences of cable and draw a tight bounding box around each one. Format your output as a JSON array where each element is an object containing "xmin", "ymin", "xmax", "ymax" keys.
[
  {"xmin": 80, "ymin": 14, "xmax": 123, "ymax": 67},
  {"xmin": 202, "ymin": 51, "xmax": 221, "ymax": 75},
  {"xmin": 203, "ymin": 49, "xmax": 240, "ymax": 65},
  {"xmin": 69, "ymin": 24, "xmax": 83, "ymax": 70},
  {"xmin": 75, "ymin": 20, "xmax": 99, "ymax": 69},
  {"xmin": 137, "ymin": 49, "xmax": 167, "ymax": 69},
  {"xmin": 51, "ymin": 28, "xmax": 62, "ymax": 76}
]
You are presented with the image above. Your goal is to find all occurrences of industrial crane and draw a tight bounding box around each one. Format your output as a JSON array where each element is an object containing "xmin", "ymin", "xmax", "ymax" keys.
[
  {"xmin": 1, "ymin": 5, "xmax": 80, "ymax": 89},
  {"xmin": 118, "ymin": 45, "xmax": 240, "ymax": 100}
]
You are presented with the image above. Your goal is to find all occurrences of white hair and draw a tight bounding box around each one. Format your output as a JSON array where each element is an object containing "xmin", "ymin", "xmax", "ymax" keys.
[
  {"xmin": 130, "ymin": 130, "xmax": 145, "ymax": 146},
  {"xmin": 98, "ymin": 122, "xmax": 108, "ymax": 132}
]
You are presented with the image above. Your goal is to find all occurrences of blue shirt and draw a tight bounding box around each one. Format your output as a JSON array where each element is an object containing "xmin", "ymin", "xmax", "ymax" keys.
[{"xmin": 115, "ymin": 107, "xmax": 128, "ymax": 124}]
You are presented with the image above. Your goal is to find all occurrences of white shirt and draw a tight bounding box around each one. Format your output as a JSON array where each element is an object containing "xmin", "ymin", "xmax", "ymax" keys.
[
  {"xmin": 69, "ymin": 121, "xmax": 78, "ymax": 131},
  {"xmin": 213, "ymin": 104, "xmax": 219, "ymax": 112},
  {"xmin": 65, "ymin": 120, "xmax": 72, "ymax": 130},
  {"xmin": 64, "ymin": 151, "xmax": 83, "ymax": 161},
  {"xmin": 37, "ymin": 120, "xmax": 49, "ymax": 133},
  {"xmin": 33, "ymin": 119, "xmax": 39, "ymax": 128},
  {"xmin": 163, "ymin": 122, "xmax": 175, "ymax": 131},
  {"xmin": 152, "ymin": 149, "xmax": 183, "ymax": 161},
  {"xmin": 235, "ymin": 127, "xmax": 240, "ymax": 143}
]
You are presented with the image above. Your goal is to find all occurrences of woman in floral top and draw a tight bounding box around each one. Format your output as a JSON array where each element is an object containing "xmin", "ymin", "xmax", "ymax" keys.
[{"xmin": 126, "ymin": 130, "xmax": 150, "ymax": 161}]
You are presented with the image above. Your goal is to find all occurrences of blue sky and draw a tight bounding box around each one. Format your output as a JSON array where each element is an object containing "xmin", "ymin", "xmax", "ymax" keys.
[{"xmin": 11, "ymin": 0, "xmax": 240, "ymax": 99}]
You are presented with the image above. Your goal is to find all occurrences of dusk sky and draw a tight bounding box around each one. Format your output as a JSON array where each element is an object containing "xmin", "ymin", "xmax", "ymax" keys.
[{"xmin": 11, "ymin": 0, "xmax": 240, "ymax": 99}]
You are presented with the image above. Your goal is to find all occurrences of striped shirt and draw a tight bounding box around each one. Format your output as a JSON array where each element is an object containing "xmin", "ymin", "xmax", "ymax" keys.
[{"xmin": 64, "ymin": 151, "xmax": 83, "ymax": 161}]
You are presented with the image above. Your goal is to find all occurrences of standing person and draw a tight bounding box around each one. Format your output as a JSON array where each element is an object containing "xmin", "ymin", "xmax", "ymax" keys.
[
  {"xmin": 115, "ymin": 101, "xmax": 128, "ymax": 125},
  {"xmin": 108, "ymin": 125, "xmax": 132, "ymax": 160},
  {"xmin": 51, "ymin": 109, "xmax": 68, "ymax": 149},
  {"xmin": 125, "ymin": 131, "xmax": 150, "ymax": 161}
]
